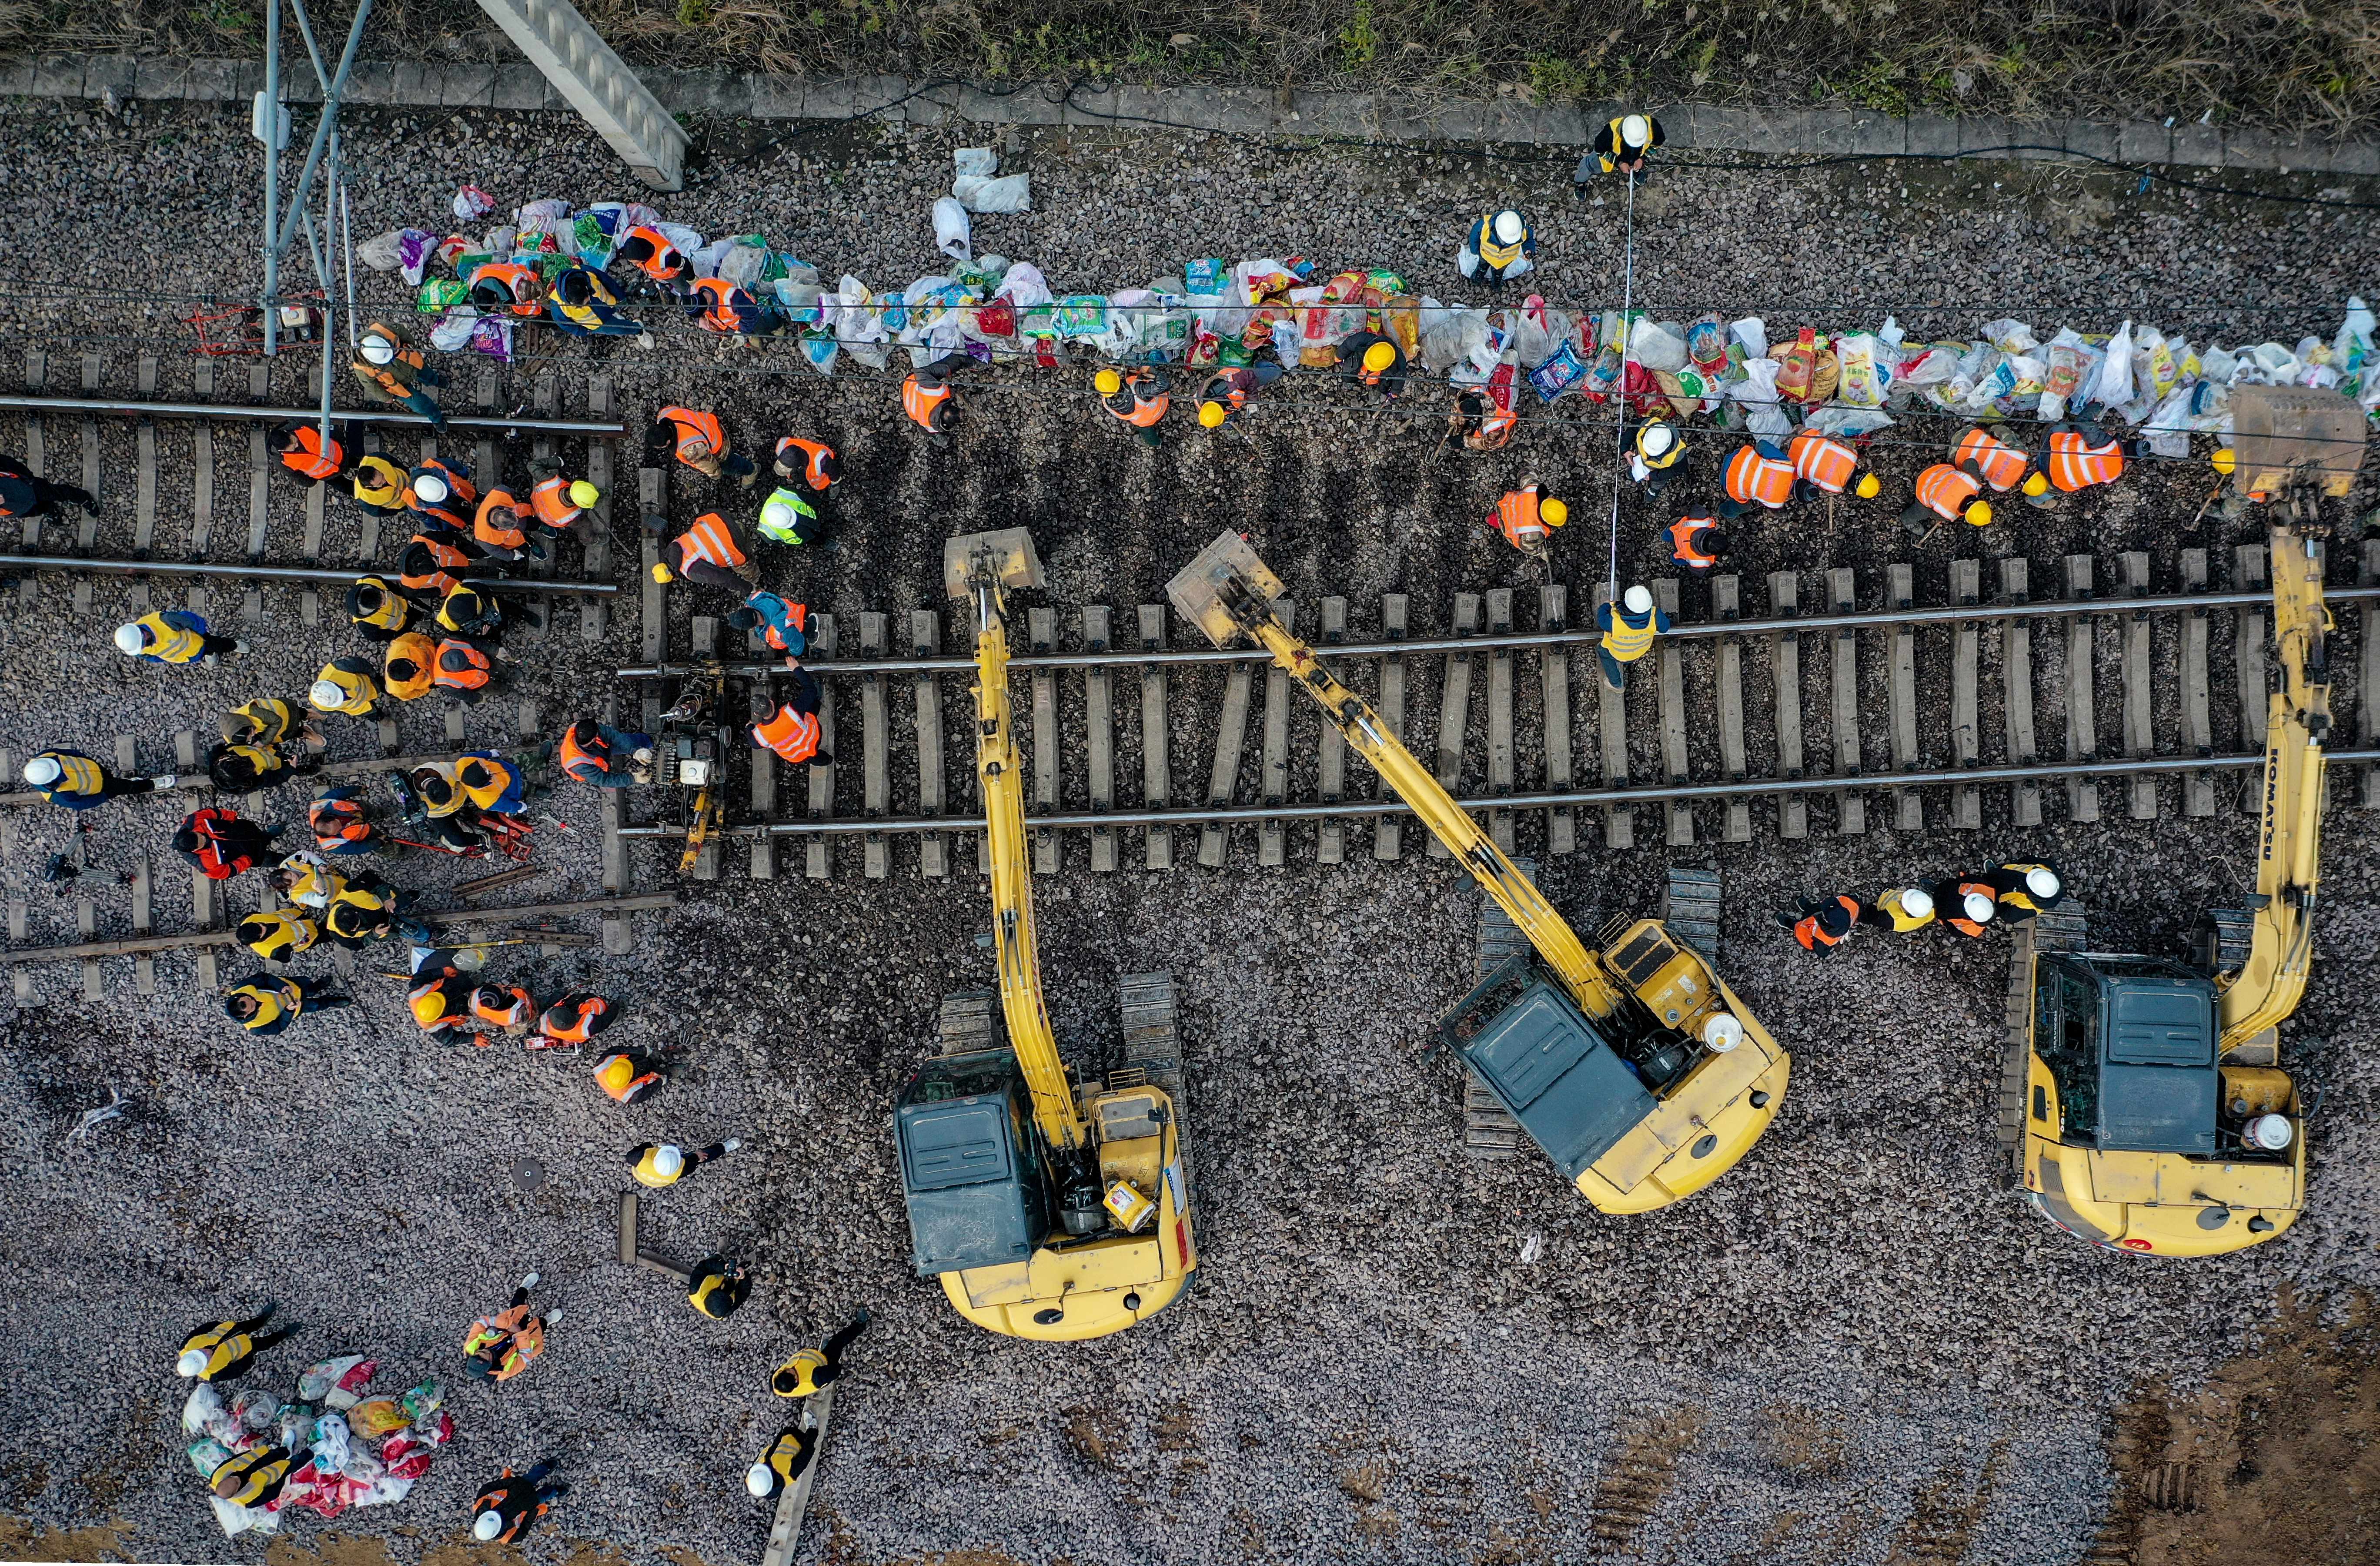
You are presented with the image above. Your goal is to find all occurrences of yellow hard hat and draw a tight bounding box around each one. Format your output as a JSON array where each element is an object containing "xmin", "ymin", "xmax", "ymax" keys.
[
  {"xmin": 1199, "ymin": 401, "xmax": 1227, "ymax": 429},
  {"xmin": 1855, "ymin": 473, "xmax": 1881, "ymax": 499},
  {"xmin": 2021, "ymin": 472, "xmax": 2049, "ymax": 497},
  {"xmin": 651, "ymin": 562, "xmax": 675, "ymax": 584},
  {"xmin": 1540, "ymin": 497, "xmax": 1569, "ymax": 527},
  {"xmin": 568, "ymin": 479, "xmax": 601, "ymax": 508},
  {"xmin": 1363, "ymin": 341, "xmax": 1396, "ymax": 374},
  {"xmin": 2212, "ymin": 446, "xmax": 2236, "ymax": 475},
  {"xmin": 1094, "ymin": 368, "xmax": 1123, "ymax": 397},
  {"xmin": 1964, "ymin": 500, "xmax": 1993, "ymax": 527}
]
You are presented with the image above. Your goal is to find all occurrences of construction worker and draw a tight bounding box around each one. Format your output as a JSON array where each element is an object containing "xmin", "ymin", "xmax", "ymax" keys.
[
  {"xmin": 174, "ymin": 806, "xmax": 277, "ymax": 879},
  {"xmin": 1453, "ymin": 382, "xmax": 1519, "ymax": 452},
  {"xmin": 351, "ymin": 453, "xmax": 411, "ymax": 521},
  {"xmin": 592, "ymin": 1048, "xmax": 664, "ymax": 1103},
  {"xmin": 751, "ymin": 669, "xmax": 828, "ymax": 767},
  {"xmin": 627, "ymin": 1139, "xmax": 741, "ymax": 1188},
  {"xmin": 468, "ymin": 259, "xmax": 545, "ymax": 318},
  {"xmin": 457, "ymin": 753, "xmax": 529, "ymax": 816},
  {"xmin": 1337, "ymin": 333, "xmax": 1408, "ymax": 401},
  {"xmin": 1855, "ymin": 886, "xmax": 1937, "ymax": 934},
  {"xmin": 309, "ymin": 788, "xmax": 376, "ymax": 856},
  {"xmin": 432, "ymin": 638, "xmax": 496, "ymax": 705},
  {"xmin": 1952, "ymin": 425, "xmax": 2032, "ymax": 493},
  {"xmin": 404, "ymin": 764, "xmax": 481, "ymax": 853},
  {"xmin": 614, "ymin": 224, "xmax": 689, "ymax": 286},
  {"xmin": 2041, "ymin": 422, "xmax": 2128, "ymax": 496},
  {"xmin": 524, "ymin": 456, "xmax": 600, "ymax": 540},
  {"xmin": 1925, "ymin": 878, "xmax": 2001, "ymax": 937},
  {"xmin": 903, "ymin": 355, "xmax": 968, "ymax": 447},
  {"xmin": 1484, "ymin": 484, "xmax": 1566, "ymax": 559},
  {"xmin": 471, "ymin": 1462, "xmax": 566, "ymax": 1544},
  {"xmin": 311, "ymin": 657, "xmax": 385, "ymax": 720},
  {"xmin": 757, "ymin": 485, "xmax": 824, "ymax": 548},
  {"xmin": 769, "ymin": 1308, "xmax": 871, "ymax": 1398},
  {"xmin": 1197, "ymin": 362, "xmax": 1285, "ymax": 432},
  {"xmin": 546, "ymin": 266, "xmax": 648, "ymax": 342},
  {"xmin": 1719, "ymin": 438, "xmax": 1796, "ymax": 519},
  {"xmin": 438, "ymin": 581, "xmax": 525, "ymax": 645},
  {"xmin": 270, "ymin": 422, "xmax": 345, "ymax": 483},
  {"xmin": 473, "ymin": 982, "xmax": 540, "ymax": 1034},
  {"xmin": 745, "ymin": 1423, "xmax": 818, "ymax": 1501},
  {"xmin": 21, "ymin": 750, "xmax": 177, "ymax": 810},
  {"xmin": 651, "ymin": 510, "xmax": 758, "ymax": 591},
  {"xmin": 1630, "ymin": 420, "xmax": 1685, "ymax": 499},
  {"xmin": 397, "ymin": 529, "xmax": 481, "ymax": 603},
  {"xmin": 208, "ymin": 740, "xmax": 318, "ymax": 793},
  {"xmin": 271, "ymin": 850, "xmax": 346, "ymax": 911},
  {"xmin": 237, "ymin": 907, "xmax": 319, "ymax": 962},
  {"xmin": 346, "ymin": 576, "xmax": 414, "ymax": 643},
  {"xmin": 1588, "ymin": 111, "xmax": 1665, "ymax": 183},
  {"xmin": 210, "ymin": 1445, "xmax": 295, "ymax": 1509},
  {"xmin": 114, "ymin": 608, "xmax": 241, "ymax": 666},
  {"xmin": 221, "ymin": 697, "xmax": 312, "ymax": 750},
  {"xmin": 1775, "ymin": 894, "xmax": 1860, "ymax": 951},
  {"xmin": 536, "ymin": 992, "xmax": 618, "ymax": 1050},
  {"xmin": 647, "ymin": 406, "xmax": 757, "ymax": 485},
  {"xmin": 324, "ymin": 873, "xmax": 408, "ymax": 947},
  {"xmin": 774, "ymin": 436, "xmax": 841, "ymax": 492},
  {"xmin": 462, "ymin": 1273, "xmax": 561, "ymax": 1384},
  {"xmin": 409, "ymin": 968, "xmax": 478, "ymax": 1039},
  {"xmin": 1787, "ymin": 428, "xmax": 1877, "ymax": 499},
  {"xmin": 1457, "ymin": 209, "xmax": 1536, "ymax": 290},
  {"xmin": 472, "ymin": 487, "xmax": 540, "ymax": 563},
  {"xmin": 351, "ymin": 321, "xmax": 444, "ymax": 425},
  {"xmin": 1979, "ymin": 862, "xmax": 2063, "ymax": 924},
  {"xmin": 683, "ymin": 275, "xmax": 783, "ymax": 339},
  {"xmin": 378, "ymin": 633, "xmax": 433, "ymax": 704},
  {"xmin": 688, "ymin": 1254, "xmax": 751, "ymax": 1319},
  {"xmin": 224, "ymin": 973, "xmax": 350, "ymax": 1033},
  {"xmin": 176, "ymin": 1302, "xmax": 296, "ymax": 1380},
  {"xmin": 1596, "ymin": 583, "xmax": 1669, "ymax": 691},
  {"xmin": 1096, "ymin": 365, "xmax": 1171, "ymax": 449},
  {"xmin": 406, "ymin": 458, "xmax": 477, "ymax": 530},
  {"xmin": 556, "ymin": 719, "xmax": 655, "ymax": 788},
  {"xmin": 1668, "ymin": 514, "xmax": 1729, "ymax": 572},
  {"xmin": 1902, "ymin": 459, "xmax": 1993, "ymax": 535},
  {"xmin": 0, "ymin": 453, "xmax": 96, "ymax": 521},
  {"xmin": 726, "ymin": 590, "xmax": 808, "ymax": 666}
]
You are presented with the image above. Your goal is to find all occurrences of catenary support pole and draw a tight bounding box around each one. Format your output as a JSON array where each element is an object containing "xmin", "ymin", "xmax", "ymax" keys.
[{"xmin": 261, "ymin": 0, "xmax": 281, "ymax": 356}]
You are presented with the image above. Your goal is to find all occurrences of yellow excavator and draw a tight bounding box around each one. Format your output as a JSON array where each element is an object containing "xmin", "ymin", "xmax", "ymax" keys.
[
  {"xmin": 2013, "ymin": 386, "xmax": 2361, "ymax": 1255},
  {"xmin": 891, "ymin": 528, "xmax": 1197, "ymax": 1338},
  {"xmin": 1167, "ymin": 532, "xmax": 1788, "ymax": 1212}
]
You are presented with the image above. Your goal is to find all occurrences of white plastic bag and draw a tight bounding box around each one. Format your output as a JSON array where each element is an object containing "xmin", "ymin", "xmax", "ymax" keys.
[
  {"xmin": 932, "ymin": 197, "xmax": 972, "ymax": 261},
  {"xmin": 1728, "ymin": 358, "xmax": 1793, "ymax": 440},
  {"xmin": 716, "ymin": 241, "xmax": 769, "ymax": 293},
  {"xmin": 211, "ymin": 1496, "xmax": 279, "ymax": 1537},
  {"xmin": 1728, "ymin": 316, "xmax": 1769, "ymax": 361},
  {"xmin": 356, "ymin": 231, "xmax": 408, "ymax": 273},
  {"xmin": 2089, "ymin": 321, "xmax": 2136, "ymax": 410},
  {"xmin": 1630, "ymin": 320, "xmax": 1688, "ymax": 374},
  {"xmin": 2141, "ymin": 387, "xmax": 2197, "ymax": 458},
  {"xmin": 1804, "ymin": 405, "xmax": 1894, "ymax": 438},
  {"xmin": 994, "ymin": 261, "xmax": 1053, "ymax": 311},
  {"xmin": 953, "ymin": 147, "xmax": 997, "ymax": 177},
  {"xmin": 1979, "ymin": 317, "xmax": 2039, "ymax": 354},
  {"xmin": 1417, "ymin": 303, "xmax": 1489, "ymax": 374},
  {"xmin": 452, "ymin": 184, "xmax": 496, "ymax": 222},
  {"xmin": 953, "ymin": 173, "xmax": 1032, "ymax": 214},
  {"xmin": 184, "ymin": 1383, "xmax": 229, "ymax": 1436},
  {"xmin": 429, "ymin": 308, "xmax": 479, "ymax": 353}
]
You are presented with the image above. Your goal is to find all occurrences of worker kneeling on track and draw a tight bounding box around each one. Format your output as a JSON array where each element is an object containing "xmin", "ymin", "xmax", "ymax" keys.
[{"xmin": 750, "ymin": 668, "xmax": 829, "ymax": 767}]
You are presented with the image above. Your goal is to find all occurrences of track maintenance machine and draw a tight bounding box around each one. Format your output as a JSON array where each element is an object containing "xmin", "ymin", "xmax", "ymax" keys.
[
  {"xmin": 1167, "ymin": 532, "xmax": 1787, "ymax": 1212},
  {"xmin": 892, "ymin": 529, "xmax": 1197, "ymax": 1338},
  {"xmin": 2010, "ymin": 386, "xmax": 2362, "ymax": 1255}
]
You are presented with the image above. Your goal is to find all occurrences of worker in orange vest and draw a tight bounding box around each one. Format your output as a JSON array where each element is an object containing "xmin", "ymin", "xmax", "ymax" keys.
[
  {"xmin": 645, "ymin": 406, "xmax": 756, "ymax": 486},
  {"xmin": 592, "ymin": 1048, "xmax": 665, "ymax": 1104},
  {"xmin": 2035, "ymin": 422, "xmax": 2129, "ymax": 501},
  {"xmin": 351, "ymin": 321, "xmax": 445, "ymax": 426},
  {"xmin": 531, "ymin": 991, "xmax": 618, "ymax": 1051},
  {"xmin": 1901, "ymin": 460, "xmax": 1993, "ymax": 535},
  {"xmin": 1786, "ymin": 429, "xmax": 1878, "ymax": 499},
  {"xmin": 650, "ymin": 511, "xmax": 756, "ymax": 591},
  {"xmin": 1718, "ymin": 438, "xmax": 1796, "ymax": 519},
  {"xmin": 1668, "ymin": 515, "xmax": 1729, "ymax": 572},
  {"xmin": 270, "ymin": 423, "xmax": 347, "ymax": 483},
  {"xmin": 1774, "ymin": 894, "xmax": 1860, "ymax": 951},
  {"xmin": 473, "ymin": 489, "xmax": 541, "ymax": 562},
  {"xmin": 468, "ymin": 261, "xmax": 546, "ymax": 319},
  {"xmin": 750, "ymin": 669, "xmax": 829, "ymax": 767},
  {"xmin": 523, "ymin": 457, "xmax": 600, "ymax": 542},
  {"xmin": 433, "ymin": 638, "xmax": 496, "ymax": 704},
  {"xmin": 1952, "ymin": 425, "xmax": 2032, "ymax": 492},
  {"xmin": 903, "ymin": 354, "xmax": 969, "ymax": 448},
  {"xmin": 682, "ymin": 276, "xmax": 784, "ymax": 340},
  {"xmin": 406, "ymin": 458, "xmax": 477, "ymax": 530},
  {"xmin": 1096, "ymin": 365, "xmax": 1171, "ymax": 449},
  {"xmin": 461, "ymin": 1273, "xmax": 561, "ymax": 1383},
  {"xmin": 773, "ymin": 437, "xmax": 840, "ymax": 493},
  {"xmin": 613, "ymin": 225, "xmax": 689, "ymax": 288},
  {"xmin": 1484, "ymin": 484, "xmax": 1565, "ymax": 559},
  {"xmin": 1925, "ymin": 879, "xmax": 2000, "ymax": 937},
  {"xmin": 1200, "ymin": 362, "xmax": 1286, "ymax": 434}
]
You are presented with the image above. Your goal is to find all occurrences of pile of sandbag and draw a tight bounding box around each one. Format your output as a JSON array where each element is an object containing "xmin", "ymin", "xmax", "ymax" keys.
[{"xmin": 180, "ymin": 1355, "xmax": 454, "ymax": 1538}]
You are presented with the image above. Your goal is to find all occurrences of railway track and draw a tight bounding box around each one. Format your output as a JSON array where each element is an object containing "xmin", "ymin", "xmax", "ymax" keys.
[{"xmin": 612, "ymin": 542, "xmax": 2380, "ymax": 877}]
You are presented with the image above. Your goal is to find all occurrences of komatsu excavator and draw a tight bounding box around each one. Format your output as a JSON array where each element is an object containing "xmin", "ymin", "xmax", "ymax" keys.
[
  {"xmin": 891, "ymin": 529, "xmax": 1197, "ymax": 1337},
  {"xmin": 2014, "ymin": 386, "xmax": 2362, "ymax": 1255},
  {"xmin": 1167, "ymin": 532, "xmax": 1788, "ymax": 1212}
]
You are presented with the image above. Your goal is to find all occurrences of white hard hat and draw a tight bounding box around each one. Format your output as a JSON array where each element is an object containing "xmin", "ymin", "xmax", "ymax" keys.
[
  {"xmin": 653, "ymin": 1144, "xmax": 685, "ymax": 1178},
  {"xmin": 1491, "ymin": 209, "xmax": 1525, "ymax": 245},
  {"xmin": 2025, "ymin": 867, "xmax": 2061, "ymax": 900},
  {"xmin": 1962, "ymin": 892, "xmax": 1996, "ymax": 924},
  {"xmin": 412, "ymin": 472, "xmax": 449, "ymax": 503},
  {"xmin": 311, "ymin": 679, "xmax": 346, "ymax": 708},
  {"xmin": 177, "ymin": 1348, "xmax": 210, "ymax": 1377},
  {"xmin": 1701, "ymin": 1012, "xmax": 1744, "ymax": 1053},
  {"xmin": 1623, "ymin": 584, "xmax": 1653, "ymax": 615},
  {"xmin": 22, "ymin": 756, "xmax": 62, "ymax": 786},
  {"xmin": 1640, "ymin": 422, "xmax": 1676, "ymax": 457},
  {"xmin": 745, "ymin": 1463, "xmax": 773, "ymax": 1497},
  {"xmin": 1899, "ymin": 887, "xmax": 1934, "ymax": 919},
  {"xmin": 762, "ymin": 495, "xmax": 800, "ymax": 529},
  {"xmin": 1621, "ymin": 113, "xmax": 1652, "ymax": 148},
  {"xmin": 360, "ymin": 333, "xmax": 395, "ymax": 366},
  {"xmin": 2246, "ymin": 1114, "xmax": 2294, "ymax": 1151},
  {"xmin": 114, "ymin": 623, "xmax": 147, "ymax": 655},
  {"xmin": 472, "ymin": 1510, "xmax": 504, "ymax": 1541}
]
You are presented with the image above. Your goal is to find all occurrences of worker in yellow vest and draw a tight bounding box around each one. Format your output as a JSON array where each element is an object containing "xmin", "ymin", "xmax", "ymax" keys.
[
  {"xmin": 114, "ymin": 609, "xmax": 242, "ymax": 666},
  {"xmin": 176, "ymin": 1302, "xmax": 298, "ymax": 1380},
  {"xmin": 769, "ymin": 1308, "xmax": 870, "ymax": 1398},
  {"xmin": 1596, "ymin": 583, "xmax": 1669, "ymax": 692},
  {"xmin": 1585, "ymin": 112, "xmax": 1665, "ymax": 185},
  {"xmin": 1855, "ymin": 887, "xmax": 1937, "ymax": 934},
  {"xmin": 626, "ymin": 1139, "xmax": 741, "ymax": 1188},
  {"xmin": 1457, "ymin": 210, "xmax": 1535, "ymax": 291}
]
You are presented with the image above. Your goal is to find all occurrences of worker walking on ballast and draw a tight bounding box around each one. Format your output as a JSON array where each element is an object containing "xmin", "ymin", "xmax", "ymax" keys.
[
  {"xmin": 626, "ymin": 1139, "xmax": 742, "ymax": 1188},
  {"xmin": 176, "ymin": 1302, "xmax": 302, "ymax": 1380},
  {"xmin": 471, "ymin": 1463, "xmax": 567, "ymax": 1543},
  {"xmin": 461, "ymin": 1273, "xmax": 562, "ymax": 1383},
  {"xmin": 114, "ymin": 609, "xmax": 243, "ymax": 666},
  {"xmin": 21, "ymin": 750, "xmax": 177, "ymax": 810},
  {"xmin": 688, "ymin": 1255, "xmax": 752, "ymax": 1319},
  {"xmin": 770, "ymin": 1308, "xmax": 871, "ymax": 1399},
  {"xmin": 1775, "ymin": 894, "xmax": 1859, "ymax": 951},
  {"xmin": 1596, "ymin": 584, "xmax": 1669, "ymax": 692},
  {"xmin": 1457, "ymin": 209, "xmax": 1535, "ymax": 292},
  {"xmin": 1484, "ymin": 484, "xmax": 1565, "ymax": 560},
  {"xmin": 903, "ymin": 354, "xmax": 969, "ymax": 448},
  {"xmin": 1855, "ymin": 886, "xmax": 1936, "ymax": 934}
]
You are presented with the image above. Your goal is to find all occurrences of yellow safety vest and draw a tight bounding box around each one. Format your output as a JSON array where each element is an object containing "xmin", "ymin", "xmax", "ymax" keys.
[
  {"xmin": 1876, "ymin": 888, "xmax": 1935, "ymax": 932},
  {"xmin": 134, "ymin": 611, "xmax": 208, "ymax": 664},
  {"xmin": 1601, "ymin": 611, "xmax": 1657, "ymax": 664},
  {"xmin": 631, "ymin": 1147, "xmax": 685, "ymax": 1188},
  {"xmin": 32, "ymin": 751, "xmax": 106, "ymax": 797}
]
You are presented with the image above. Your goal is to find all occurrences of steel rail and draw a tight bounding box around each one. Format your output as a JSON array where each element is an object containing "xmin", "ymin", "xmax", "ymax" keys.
[
  {"xmin": 0, "ymin": 554, "xmax": 617, "ymax": 593},
  {"xmin": 618, "ymin": 583, "xmax": 2380, "ymax": 680},
  {"xmin": 616, "ymin": 747, "xmax": 2380, "ymax": 839},
  {"xmin": 0, "ymin": 395, "xmax": 622, "ymax": 434}
]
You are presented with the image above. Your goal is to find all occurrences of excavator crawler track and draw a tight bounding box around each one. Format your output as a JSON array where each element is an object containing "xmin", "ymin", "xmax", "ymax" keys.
[
  {"xmin": 1114, "ymin": 972, "xmax": 1193, "ymax": 1202},
  {"xmin": 937, "ymin": 990, "xmax": 999, "ymax": 1056},
  {"xmin": 2193, "ymin": 906, "xmax": 2259, "ymax": 978},
  {"xmin": 1998, "ymin": 903, "xmax": 2089, "ymax": 1186},
  {"xmin": 1660, "ymin": 867, "xmax": 1724, "ymax": 965},
  {"xmin": 1464, "ymin": 858, "xmax": 1532, "ymax": 1161}
]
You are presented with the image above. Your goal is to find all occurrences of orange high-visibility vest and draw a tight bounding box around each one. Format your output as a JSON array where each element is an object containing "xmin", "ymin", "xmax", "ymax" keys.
[
  {"xmin": 281, "ymin": 426, "xmax": 343, "ymax": 481},
  {"xmin": 2046, "ymin": 430, "xmax": 2125, "ymax": 492},
  {"xmin": 777, "ymin": 437, "xmax": 837, "ymax": 489},
  {"xmin": 752, "ymin": 704, "xmax": 822, "ymax": 764},
  {"xmin": 1491, "ymin": 486, "xmax": 1545, "ymax": 550},
  {"xmin": 1725, "ymin": 444, "xmax": 1795, "ymax": 509},
  {"xmin": 620, "ymin": 225, "xmax": 685, "ymax": 281},
  {"xmin": 1787, "ymin": 430, "xmax": 1857, "ymax": 493},
  {"xmin": 903, "ymin": 377, "xmax": 951, "ymax": 432},
  {"xmin": 433, "ymin": 639, "xmax": 492, "ymax": 691},
  {"xmin": 1468, "ymin": 408, "xmax": 1518, "ymax": 451},
  {"xmin": 474, "ymin": 491, "xmax": 528, "ymax": 551},
  {"xmin": 1111, "ymin": 374, "xmax": 1169, "ymax": 429},
  {"xmin": 528, "ymin": 475, "xmax": 582, "ymax": 529},
  {"xmin": 674, "ymin": 513, "xmax": 747, "ymax": 571},
  {"xmin": 472, "ymin": 985, "xmax": 535, "ymax": 1026},
  {"xmin": 1795, "ymin": 895, "xmax": 1861, "ymax": 950},
  {"xmin": 687, "ymin": 278, "xmax": 748, "ymax": 334},
  {"xmin": 1669, "ymin": 516, "xmax": 1721, "ymax": 569},
  {"xmin": 409, "ymin": 974, "xmax": 468, "ymax": 1030},
  {"xmin": 1915, "ymin": 463, "xmax": 1985, "ymax": 521},
  {"xmin": 1945, "ymin": 882, "xmax": 1997, "ymax": 937},
  {"xmin": 1953, "ymin": 427, "xmax": 2029, "ymax": 491},
  {"xmin": 594, "ymin": 1051, "xmax": 658, "ymax": 1103},
  {"xmin": 541, "ymin": 994, "xmax": 611, "ymax": 1043},
  {"xmin": 469, "ymin": 261, "xmax": 545, "ymax": 318},
  {"xmin": 658, "ymin": 406, "xmax": 728, "ymax": 465}
]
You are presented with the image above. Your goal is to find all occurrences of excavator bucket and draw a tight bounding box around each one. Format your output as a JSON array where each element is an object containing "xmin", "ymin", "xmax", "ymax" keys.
[
  {"xmin": 943, "ymin": 527, "xmax": 1045, "ymax": 600},
  {"xmin": 2229, "ymin": 386, "xmax": 2367, "ymax": 500},
  {"xmin": 1165, "ymin": 529, "xmax": 1284, "ymax": 649}
]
